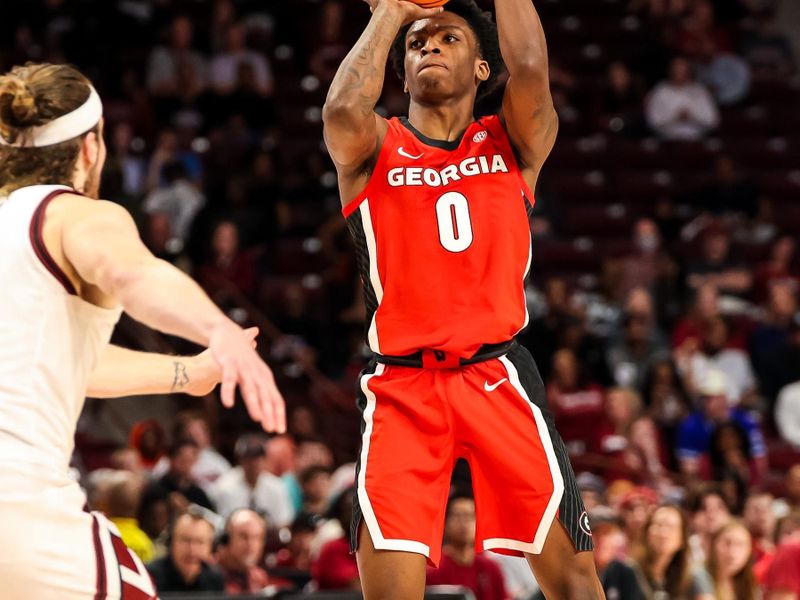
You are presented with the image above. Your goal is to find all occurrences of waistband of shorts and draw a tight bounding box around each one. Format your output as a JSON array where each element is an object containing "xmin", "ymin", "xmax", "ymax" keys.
[{"xmin": 375, "ymin": 339, "xmax": 517, "ymax": 369}]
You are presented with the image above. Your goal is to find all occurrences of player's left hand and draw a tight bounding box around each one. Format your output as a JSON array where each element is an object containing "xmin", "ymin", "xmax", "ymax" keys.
[{"xmin": 184, "ymin": 327, "xmax": 259, "ymax": 397}]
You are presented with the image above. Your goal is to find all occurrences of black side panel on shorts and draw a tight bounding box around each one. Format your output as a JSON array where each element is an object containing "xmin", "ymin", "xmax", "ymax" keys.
[
  {"xmin": 350, "ymin": 360, "xmax": 378, "ymax": 554},
  {"xmin": 506, "ymin": 343, "xmax": 594, "ymax": 553},
  {"xmin": 346, "ymin": 210, "xmax": 379, "ymax": 346}
]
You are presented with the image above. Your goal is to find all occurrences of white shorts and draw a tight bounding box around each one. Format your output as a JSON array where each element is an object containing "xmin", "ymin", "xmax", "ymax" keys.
[{"xmin": 0, "ymin": 475, "xmax": 158, "ymax": 600}]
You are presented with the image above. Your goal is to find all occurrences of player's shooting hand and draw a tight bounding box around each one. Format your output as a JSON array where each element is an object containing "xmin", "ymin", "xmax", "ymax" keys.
[
  {"xmin": 209, "ymin": 321, "xmax": 286, "ymax": 434},
  {"xmin": 362, "ymin": 0, "xmax": 444, "ymax": 25}
]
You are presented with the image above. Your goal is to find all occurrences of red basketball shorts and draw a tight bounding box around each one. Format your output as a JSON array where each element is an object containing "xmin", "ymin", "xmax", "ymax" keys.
[{"xmin": 350, "ymin": 343, "xmax": 593, "ymax": 566}]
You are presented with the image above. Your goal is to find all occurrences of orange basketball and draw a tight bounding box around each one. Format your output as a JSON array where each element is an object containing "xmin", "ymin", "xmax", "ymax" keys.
[{"xmin": 407, "ymin": 0, "xmax": 450, "ymax": 8}]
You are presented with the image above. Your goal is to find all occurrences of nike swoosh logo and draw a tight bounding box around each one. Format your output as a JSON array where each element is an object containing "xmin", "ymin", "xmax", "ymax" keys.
[
  {"xmin": 484, "ymin": 378, "xmax": 508, "ymax": 392},
  {"xmin": 398, "ymin": 147, "xmax": 424, "ymax": 160}
]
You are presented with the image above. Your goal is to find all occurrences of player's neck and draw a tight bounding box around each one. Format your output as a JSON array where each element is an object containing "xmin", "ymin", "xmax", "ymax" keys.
[{"xmin": 407, "ymin": 98, "xmax": 475, "ymax": 143}]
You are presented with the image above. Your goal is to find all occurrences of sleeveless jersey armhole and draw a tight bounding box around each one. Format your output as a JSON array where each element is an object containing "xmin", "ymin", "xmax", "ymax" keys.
[
  {"xmin": 29, "ymin": 189, "xmax": 80, "ymax": 295},
  {"xmin": 482, "ymin": 115, "xmax": 536, "ymax": 209},
  {"xmin": 341, "ymin": 118, "xmax": 400, "ymax": 218}
]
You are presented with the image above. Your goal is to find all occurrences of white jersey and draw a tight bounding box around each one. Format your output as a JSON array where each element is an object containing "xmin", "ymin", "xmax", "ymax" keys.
[{"xmin": 0, "ymin": 185, "xmax": 121, "ymax": 485}]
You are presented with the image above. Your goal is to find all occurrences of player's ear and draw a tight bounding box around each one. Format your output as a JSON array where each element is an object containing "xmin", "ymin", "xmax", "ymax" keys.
[
  {"xmin": 81, "ymin": 130, "xmax": 100, "ymax": 167},
  {"xmin": 403, "ymin": 77, "xmax": 409, "ymax": 94},
  {"xmin": 476, "ymin": 59, "xmax": 490, "ymax": 84}
]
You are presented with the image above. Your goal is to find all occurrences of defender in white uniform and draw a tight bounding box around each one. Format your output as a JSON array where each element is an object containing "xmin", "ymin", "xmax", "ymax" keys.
[{"xmin": 0, "ymin": 64, "xmax": 286, "ymax": 599}]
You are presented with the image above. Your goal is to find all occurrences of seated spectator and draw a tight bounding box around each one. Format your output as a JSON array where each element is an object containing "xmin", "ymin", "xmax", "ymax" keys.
[
  {"xmin": 606, "ymin": 289, "xmax": 669, "ymax": 389},
  {"xmin": 216, "ymin": 509, "xmax": 287, "ymax": 593},
  {"xmin": 764, "ymin": 539, "xmax": 800, "ymax": 600},
  {"xmin": 625, "ymin": 416, "xmax": 672, "ymax": 487},
  {"xmin": 686, "ymin": 224, "xmax": 753, "ymax": 298},
  {"xmin": 142, "ymin": 161, "xmax": 206, "ymax": 255},
  {"xmin": 592, "ymin": 520, "xmax": 644, "ymax": 600},
  {"xmin": 645, "ymin": 56, "xmax": 719, "ymax": 141},
  {"xmin": 672, "ymin": 284, "xmax": 722, "ymax": 351},
  {"xmin": 776, "ymin": 382, "xmax": 800, "ymax": 447},
  {"xmin": 128, "ymin": 419, "xmax": 167, "ymax": 472},
  {"xmin": 577, "ymin": 472, "xmax": 608, "ymax": 512},
  {"xmin": 210, "ymin": 433, "xmax": 294, "ymax": 526},
  {"xmin": 673, "ymin": 0, "xmax": 733, "ymax": 58},
  {"xmin": 740, "ymin": 13, "xmax": 796, "ymax": 79},
  {"xmin": 106, "ymin": 471, "xmax": 155, "ymax": 564},
  {"xmin": 138, "ymin": 485, "xmax": 171, "ymax": 556},
  {"xmin": 312, "ymin": 487, "xmax": 359, "ymax": 590},
  {"xmin": 695, "ymin": 155, "xmax": 760, "ymax": 218},
  {"xmin": 631, "ymin": 504, "xmax": 715, "ymax": 599},
  {"xmin": 705, "ymin": 422, "xmax": 760, "ymax": 490},
  {"xmin": 679, "ymin": 317, "xmax": 758, "ymax": 407},
  {"xmin": 751, "ymin": 283, "xmax": 798, "ymax": 375},
  {"xmin": 619, "ymin": 487, "xmax": 659, "ymax": 545},
  {"xmin": 546, "ymin": 348, "xmax": 606, "ymax": 456},
  {"xmin": 153, "ymin": 412, "xmax": 232, "ymax": 489},
  {"xmin": 743, "ymin": 491, "xmax": 777, "ymax": 565},
  {"xmin": 675, "ymin": 371, "xmax": 767, "ymax": 479},
  {"xmin": 299, "ymin": 466, "xmax": 332, "ymax": 518},
  {"xmin": 146, "ymin": 15, "xmax": 208, "ymax": 98},
  {"xmin": 309, "ymin": 0, "xmax": 350, "ymax": 84},
  {"xmin": 688, "ymin": 485, "xmax": 733, "ymax": 564},
  {"xmin": 595, "ymin": 60, "xmax": 646, "ymax": 136},
  {"xmin": 197, "ymin": 220, "xmax": 258, "ymax": 300},
  {"xmin": 695, "ymin": 39, "xmax": 751, "ymax": 105},
  {"xmin": 147, "ymin": 511, "xmax": 225, "ymax": 593},
  {"xmin": 641, "ymin": 358, "xmax": 692, "ymax": 439},
  {"xmin": 210, "ymin": 23, "xmax": 273, "ymax": 96},
  {"xmin": 617, "ymin": 218, "xmax": 679, "ymax": 304},
  {"xmin": 426, "ymin": 490, "xmax": 508, "ymax": 600},
  {"xmin": 156, "ymin": 438, "xmax": 215, "ymax": 511},
  {"xmin": 273, "ymin": 512, "xmax": 318, "ymax": 571},
  {"xmin": 700, "ymin": 520, "xmax": 758, "ymax": 600},
  {"xmin": 754, "ymin": 235, "xmax": 799, "ymax": 304}
]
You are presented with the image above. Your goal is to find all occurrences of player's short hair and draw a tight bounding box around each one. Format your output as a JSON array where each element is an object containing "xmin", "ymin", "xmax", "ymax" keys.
[
  {"xmin": 390, "ymin": 0, "xmax": 504, "ymax": 101},
  {"xmin": 0, "ymin": 63, "xmax": 96, "ymax": 194}
]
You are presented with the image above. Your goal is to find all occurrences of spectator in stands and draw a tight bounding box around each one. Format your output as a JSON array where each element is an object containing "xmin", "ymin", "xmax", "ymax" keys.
[
  {"xmin": 197, "ymin": 220, "xmax": 257, "ymax": 300},
  {"xmin": 105, "ymin": 121, "xmax": 146, "ymax": 203},
  {"xmin": 695, "ymin": 39, "xmax": 751, "ymax": 106},
  {"xmin": 592, "ymin": 520, "xmax": 644, "ymax": 600},
  {"xmin": 312, "ymin": 487, "xmax": 360, "ymax": 590},
  {"xmin": 210, "ymin": 433, "xmax": 294, "ymax": 526},
  {"xmin": 546, "ymin": 348, "xmax": 606, "ymax": 456},
  {"xmin": 672, "ymin": 283, "xmax": 722, "ymax": 350},
  {"xmin": 273, "ymin": 512, "xmax": 317, "ymax": 571},
  {"xmin": 743, "ymin": 491, "xmax": 777, "ymax": 565},
  {"xmin": 707, "ymin": 421, "xmax": 760, "ymax": 492},
  {"xmin": 617, "ymin": 218, "xmax": 678, "ymax": 304},
  {"xmin": 754, "ymin": 235, "xmax": 799, "ymax": 304},
  {"xmin": 688, "ymin": 485, "xmax": 733, "ymax": 564},
  {"xmin": 619, "ymin": 487, "xmax": 658, "ymax": 545},
  {"xmin": 740, "ymin": 13, "xmax": 796, "ymax": 79},
  {"xmin": 139, "ymin": 485, "xmax": 170, "ymax": 558},
  {"xmin": 752, "ymin": 284, "xmax": 798, "ymax": 391},
  {"xmin": 701, "ymin": 520, "xmax": 758, "ymax": 600},
  {"xmin": 577, "ymin": 472, "xmax": 608, "ymax": 512},
  {"xmin": 521, "ymin": 277, "xmax": 571, "ymax": 381},
  {"xmin": 156, "ymin": 438, "xmax": 215, "ymax": 511},
  {"xmin": 641, "ymin": 358, "xmax": 692, "ymax": 440},
  {"xmin": 764, "ymin": 538, "xmax": 800, "ymax": 600},
  {"xmin": 210, "ymin": 23, "xmax": 273, "ymax": 96},
  {"xmin": 631, "ymin": 504, "xmax": 715, "ymax": 599},
  {"xmin": 673, "ymin": 0, "xmax": 733, "ymax": 58},
  {"xmin": 592, "ymin": 387, "xmax": 642, "ymax": 481},
  {"xmin": 129, "ymin": 419, "xmax": 167, "ymax": 472},
  {"xmin": 785, "ymin": 466, "xmax": 800, "ymax": 514},
  {"xmin": 147, "ymin": 511, "xmax": 225, "ymax": 593},
  {"xmin": 216, "ymin": 509, "xmax": 278, "ymax": 594},
  {"xmin": 675, "ymin": 370, "xmax": 766, "ymax": 479},
  {"xmin": 645, "ymin": 56, "xmax": 720, "ymax": 140},
  {"xmin": 309, "ymin": 0, "xmax": 350, "ymax": 84},
  {"xmin": 595, "ymin": 60, "xmax": 646, "ymax": 136},
  {"xmin": 686, "ymin": 224, "xmax": 752, "ymax": 297},
  {"xmin": 696, "ymin": 155, "xmax": 760, "ymax": 218},
  {"xmin": 106, "ymin": 471, "xmax": 154, "ymax": 563},
  {"xmin": 606, "ymin": 289, "xmax": 669, "ymax": 389},
  {"xmin": 426, "ymin": 490, "xmax": 508, "ymax": 600},
  {"xmin": 143, "ymin": 160, "xmax": 206, "ymax": 255},
  {"xmin": 776, "ymin": 382, "xmax": 800, "ymax": 447},
  {"xmin": 299, "ymin": 466, "xmax": 331, "ymax": 518},
  {"xmin": 679, "ymin": 316, "xmax": 758, "ymax": 407},
  {"xmin": 283, "ymin": 437, "xmax": 335, "ymax": 512},
  {"xmin": 146, "ymin": 15, "xmax": 208, "ymax": 97}
]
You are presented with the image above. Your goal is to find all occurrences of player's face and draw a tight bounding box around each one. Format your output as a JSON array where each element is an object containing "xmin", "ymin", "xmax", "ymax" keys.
[
  {"xmin": 403, "ymin": 12, "xmax": 489, "ymax": 104},
  {"xmin": 82, "ymin": 119, "xmax": 107, "ymax": 199}
]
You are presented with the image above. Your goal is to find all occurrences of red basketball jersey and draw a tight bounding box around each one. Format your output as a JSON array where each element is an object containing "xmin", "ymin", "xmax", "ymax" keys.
[{"xmin": 343, "ymin": 115, "xmax": 535, "ymax": 358}]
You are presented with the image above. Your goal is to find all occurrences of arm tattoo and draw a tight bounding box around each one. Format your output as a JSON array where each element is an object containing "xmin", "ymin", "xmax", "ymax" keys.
[{"xmin": 171, "ymin": 361, "xmax": 190, "ymax": 391}]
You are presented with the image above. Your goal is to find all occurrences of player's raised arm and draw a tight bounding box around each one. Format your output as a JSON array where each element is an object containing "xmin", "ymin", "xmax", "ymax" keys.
[
  {"xmin": 496, "ymin": 0, "xmax": 558, "ymax": 175},
  {"xmin": 323, "ymin": 0, "xmax": 441, "ymax": 176},
  {"xmin": 60, "ymin": 196, "xmax": 285, "ymax": 432}
]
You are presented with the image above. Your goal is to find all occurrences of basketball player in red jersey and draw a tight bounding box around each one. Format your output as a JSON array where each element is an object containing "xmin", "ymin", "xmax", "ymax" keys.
[{"xmin": 323, "ymin": 0, "xmax": 604, "ymax": 598}]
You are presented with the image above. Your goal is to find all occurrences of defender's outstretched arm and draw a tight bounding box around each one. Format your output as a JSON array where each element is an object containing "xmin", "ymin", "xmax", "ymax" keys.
[
  {"xmin": 496, "ymin": 0, "xmax": 558, "ymax": 174},
  {"xmin": 323, "ymin": 0, "xmax": 441, "ymax": 176}
]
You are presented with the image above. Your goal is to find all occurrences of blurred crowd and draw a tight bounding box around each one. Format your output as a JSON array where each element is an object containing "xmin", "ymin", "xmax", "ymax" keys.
[{"xmin": 2, "ymin": 0, "xmax": 800, "ymax": 598}]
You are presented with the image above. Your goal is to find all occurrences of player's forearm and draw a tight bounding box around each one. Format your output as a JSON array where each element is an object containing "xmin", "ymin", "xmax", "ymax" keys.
[
  {"xmin": 494, "ymin": 0, "xmax": 550, "ymax": 77},
  {"xmin": 108, "ymin": 259, "xmax": 230, "ymax": 346},
  {"xmin": 323, "ymin": 2, "xmax": 403, "ymax": 121},
  {"xmin": 87, "ymin": 345, "xmax": 196, "ymax": 398}
]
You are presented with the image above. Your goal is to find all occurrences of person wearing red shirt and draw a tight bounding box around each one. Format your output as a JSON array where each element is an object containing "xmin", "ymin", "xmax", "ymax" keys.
[
  {"xmin": 764, "ymin": 541, "xmax": 800, "ymax": 600},
  {"xmin": 312, "ymin": 488, "xmax": 360, "ymax": 590},
  {"xmin": 427, "ymin": 491, "xmax": 508, "ymax": 600}
]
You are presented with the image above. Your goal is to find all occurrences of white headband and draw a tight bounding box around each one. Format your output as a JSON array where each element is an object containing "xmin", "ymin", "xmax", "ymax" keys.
[{"xmin": 0, "ymin": 86, "xmax": 103, "ymax": 148}]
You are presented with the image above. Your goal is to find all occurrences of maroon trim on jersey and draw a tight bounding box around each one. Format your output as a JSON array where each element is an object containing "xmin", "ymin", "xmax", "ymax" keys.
[
  {"xmin": 29, "ymin": 188, "xmax": 79, "ymax": 295},
  {"xmin": 91, "ymin": 515, "xmax": 108, "ymax": 600}
]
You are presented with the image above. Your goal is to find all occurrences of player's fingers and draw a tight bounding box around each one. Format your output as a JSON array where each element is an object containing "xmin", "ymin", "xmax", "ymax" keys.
[
  {"xmin": 273, "ymin": 383, "xmax": 287, "ymax": 434},
  {"xmin": 244, "ymin": 327, "xmax": 259, "ymax": 341},
  {"xmin": 414, "ymin": 6, "xmax": 444, "ymax": 19},
  {"xmin": 220, "ymin": 361, "xmax": 237, "ymax": 408},
  {"xmin": 251, "ymin": 359, "xmax": 276, "ymax": 432},
  {"xmin": 239, "ymin": 367, "xmax": 264, "ymax": 424}
]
